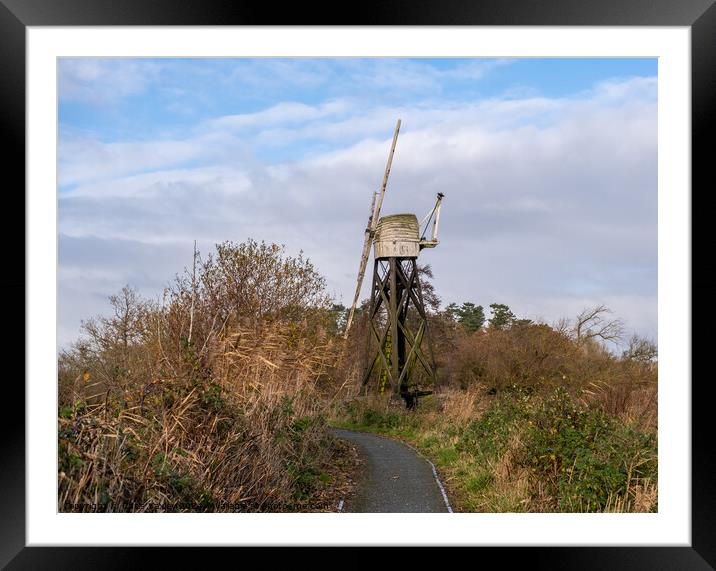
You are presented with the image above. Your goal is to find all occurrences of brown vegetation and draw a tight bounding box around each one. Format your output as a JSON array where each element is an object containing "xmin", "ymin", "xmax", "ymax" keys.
[
  {"xmin": 333, "ymin": 299, "xmax": 657, "ymax": 513},
  {"xmin": 59, "ymin": 246, "xmax": 657, "ymax": 513},
  {"xmin": 58, "ymin": 240, "xmax": 347, "ymax": 512}
]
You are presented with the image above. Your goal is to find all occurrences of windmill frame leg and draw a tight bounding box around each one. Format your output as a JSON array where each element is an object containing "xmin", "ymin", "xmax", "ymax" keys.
[{"xmin": 361, "ymin": 256, "xmax": 437, "ymax": 407}]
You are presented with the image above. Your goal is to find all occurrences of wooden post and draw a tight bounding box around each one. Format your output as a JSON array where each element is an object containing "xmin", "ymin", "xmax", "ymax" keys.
[
  {"xmin": 344, "ymin": 119, "xmax": 401, "ymax": 338},
  {"xmin": 343, "ymin": 191, "xmax": 376, "ymax": 338},
  {"xmin": 372, "ymin": 119, "xmax": 401, "ymax": 231},
  {"xmin": 389, "ymin": 257, "xmax": 399, "ymax": 393}
]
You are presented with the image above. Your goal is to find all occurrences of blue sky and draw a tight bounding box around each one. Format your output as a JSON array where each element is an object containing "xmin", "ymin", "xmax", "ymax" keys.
[{"xmin": 58, "ymin": 57, "xmax": 657, "ymax": 348}]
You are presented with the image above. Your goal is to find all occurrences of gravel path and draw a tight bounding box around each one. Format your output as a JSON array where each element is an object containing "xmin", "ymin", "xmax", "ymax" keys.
[{"xmin": 330, "ymin": 428, "xmax": 451, "ymax": 513}]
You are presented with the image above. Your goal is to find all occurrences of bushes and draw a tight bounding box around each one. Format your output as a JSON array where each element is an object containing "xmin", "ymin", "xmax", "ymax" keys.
[
  {"xmin": 333, "ymin": 283, "xmax": 658, "ymax": 513},
  {"xmin": 455, "ymin": 386, "xmax": 657, "ymax": 512},
  {"xmin": 460, "ymin": 388, "xmax": 530, "ymax": 455},
  {"xmin": 331, "ymin": 385, "xmax": 657, "ymax": 513},
  {"xmin": 521, "ymin": 388, "xmax": 657, "ymax": 512},
  {"xmin": 59, "ymin": 317, "xmax": 342, "ymax": 512},
  {"xmin": 433, "ymin": 315, "xmax": 657, "ymax": 418},
  {"xmin": 60, "ymin": 240, "xmax": 658, "ymax": 513},
  {"xmin": 437, "ymin": 322, "xmax": 582, "ymax": 391},
  {"xmin": 58, "ymin": 240, "xmax": 345, "ymax": 513}
]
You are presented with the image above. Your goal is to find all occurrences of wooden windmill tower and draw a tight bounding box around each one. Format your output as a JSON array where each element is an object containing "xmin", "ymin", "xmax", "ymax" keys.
[{"xmin": 344, "ymin": 120, "xmax": 445, "ymax": 408}]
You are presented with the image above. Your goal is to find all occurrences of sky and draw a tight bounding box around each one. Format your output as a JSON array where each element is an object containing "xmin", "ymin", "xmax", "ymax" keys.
[{"xmin": 58, "ymin": 57, "xmax": 658, "ymax": 350}]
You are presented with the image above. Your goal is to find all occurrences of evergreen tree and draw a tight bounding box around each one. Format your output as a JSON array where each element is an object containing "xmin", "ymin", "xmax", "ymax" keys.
[
  {"xmin": 488, "ymin": 303, "xmax": 515, "ymax": 329},
  {"xmin": 444, "ymin": 301, "xmax": 485, "ymax": 332},
  {"xmin": 456, "ymin": 302, "xmax": 485, "ymax": 332}
]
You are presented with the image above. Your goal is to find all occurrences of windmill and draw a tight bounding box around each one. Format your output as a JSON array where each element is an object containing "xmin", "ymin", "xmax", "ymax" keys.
[{"xmin": 344, "ymin": 120, "xmax": 445, "ymax": 408}]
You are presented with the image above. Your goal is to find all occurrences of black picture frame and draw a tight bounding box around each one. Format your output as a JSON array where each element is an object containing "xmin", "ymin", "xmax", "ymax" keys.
[{"xmin": 4, "ymin": 0, "xmax": 712, "ymax": 567}]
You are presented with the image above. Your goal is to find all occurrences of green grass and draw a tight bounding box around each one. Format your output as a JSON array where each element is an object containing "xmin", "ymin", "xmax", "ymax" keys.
[{"xmin": 329, "ymin": 387, "xmax": 657, "ymax": 513}]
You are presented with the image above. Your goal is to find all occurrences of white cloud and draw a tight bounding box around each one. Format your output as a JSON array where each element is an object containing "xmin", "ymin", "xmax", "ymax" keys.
[
  {"xmin": 590, "ymin": 75, "xmax": 658, "ymax": 102},
  {"xmin": 59, "ymin": 128, "xmax": 267, "ymax": 188},
  {"xmin": 205, "ymin": 99, "xmax": 353, "ymax": 131},
  {"xmin": 62, "ymin": 76, "xmax": 644, "ymax": 190},
  {"xmin": 58, "ymin": 75, "xmax": 657, "ymax": 347},
  {"xmin": 59, "ymin": 59, "xmax": 160, "ymax": 104}
]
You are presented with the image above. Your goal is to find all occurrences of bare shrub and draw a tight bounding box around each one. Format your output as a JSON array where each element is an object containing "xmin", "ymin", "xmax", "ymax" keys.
[
  {"xmin": 622, "ymin": 334, "xmax": 658, "ymax": 363},
  {"xmin": 582, "ymin": 380, "xmax": 657, "ymax": 433},
  {"xmin": 572, "ymin": 304, "xmax": 625, "ymax": 347},
  {"xmin": 442, "ymin": 322, "xmax": 581, "ymax": 391},
  {"xmin": 58, "ymin": 240, "xmax": 344, "ymax": 512}
]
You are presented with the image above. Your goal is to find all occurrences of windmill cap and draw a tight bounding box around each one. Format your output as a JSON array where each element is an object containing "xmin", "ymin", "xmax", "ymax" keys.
[{"xmin": 373, "ymin": 214, "xmax": 420, "ymax": 258}]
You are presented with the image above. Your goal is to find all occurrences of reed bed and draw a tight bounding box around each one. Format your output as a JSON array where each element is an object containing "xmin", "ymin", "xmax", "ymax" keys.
[{"xmin": 59, "ymin": 318, "xmax": 343, "ymax": 512}]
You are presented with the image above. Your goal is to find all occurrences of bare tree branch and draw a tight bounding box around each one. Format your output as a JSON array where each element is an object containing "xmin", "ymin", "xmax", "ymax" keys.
[{"xmin": 574, "ymin": 304, "xmax": 624, "ymax": 346}]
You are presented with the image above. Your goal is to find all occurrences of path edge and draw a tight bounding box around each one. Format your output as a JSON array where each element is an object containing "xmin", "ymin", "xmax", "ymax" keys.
[{"xmin": 331, "ymin": 427, "xmax": 454, "ymax": 513}]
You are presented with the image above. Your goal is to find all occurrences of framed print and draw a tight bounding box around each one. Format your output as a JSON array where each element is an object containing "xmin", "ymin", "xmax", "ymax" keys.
[{"xmin": 5, "ymin": 0, "xmax": 714, "ymax": 567}]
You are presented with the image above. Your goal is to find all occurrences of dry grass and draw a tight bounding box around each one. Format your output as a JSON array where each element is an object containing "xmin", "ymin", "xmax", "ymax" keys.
[
  {"xmin": 603, "ymin": 478, "xmax": 658, "ymax": 513},
  {"xmin": 331, "ymin": 379, "xmax": 658, "ymax": 513},
  {"xmin": 581, "ymin": 379, "xmax": 657, "ymax": 433},
  {"xmin": 438, "ymin": 385, "xmax": 489, "ymax": 426},
  {"xmin": 59, "ymin": 320, "xmax": 344, "ymax": 512},
  {"xmin": 59, "ymin": 247, "xmax": 658, "ymax": 514}
]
